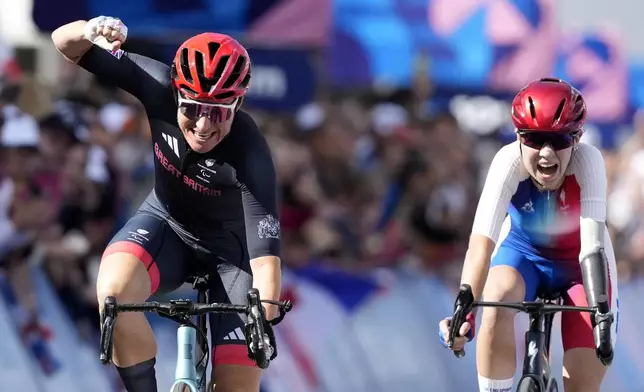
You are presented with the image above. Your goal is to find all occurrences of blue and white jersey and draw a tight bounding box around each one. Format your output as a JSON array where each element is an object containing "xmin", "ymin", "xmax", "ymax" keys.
[{"xmin": 472, "ymin": 141, "xmax": 607, "ymax": 266}]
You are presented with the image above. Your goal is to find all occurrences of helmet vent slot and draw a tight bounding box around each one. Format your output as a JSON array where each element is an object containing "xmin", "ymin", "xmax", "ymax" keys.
[
  {"xmin": 222, "ymin": 56, "xmax": 246, "ymax": 89},
  {"xmin": 207, "ymin": 43, "xmax": 221, "ymax": 62},
  {"xmin": 553, "ymin": 98, "xmax": 566, "ymax": 123},
  {"xmin": 179, "ymin": 48, "xmax": 193, "ymax": 84},
  {"xmin": 528, "ymin": 96, "xmax": 537, "ymax": 119}
]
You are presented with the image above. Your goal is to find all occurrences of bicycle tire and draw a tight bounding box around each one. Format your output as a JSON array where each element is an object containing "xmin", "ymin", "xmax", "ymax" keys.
[{"xmin": 517, "ymin": 377, "xmax": 541, "ymax": 392}]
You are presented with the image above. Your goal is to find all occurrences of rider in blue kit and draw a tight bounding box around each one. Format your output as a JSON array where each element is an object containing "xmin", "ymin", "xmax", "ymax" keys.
[{"xmin": 439, "ymin": 78, "xmax": 616, "ymax": 392}]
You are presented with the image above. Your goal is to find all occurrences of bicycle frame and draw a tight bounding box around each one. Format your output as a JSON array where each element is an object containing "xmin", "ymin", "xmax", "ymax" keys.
[
  {"xmin": 518, "ymin": 297, "xmax": 560, "ymax": 391},
  {"xmin": 170, "ymin": 325, "xmax": 201, "ymax": 392},
  {"xmin": 171, "ymin": 275, "xmax": 210, "ymax": 392}
]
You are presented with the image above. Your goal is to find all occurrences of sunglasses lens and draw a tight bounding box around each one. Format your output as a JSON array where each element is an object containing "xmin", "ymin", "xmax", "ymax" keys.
[
  {"xmin": 179, "ymin": 103, "xmax": 234, "ymax": 123},
  {"xmin": 179, "ymin": 103, "xmax": 199, "ymax": 119},
  {"xmin": 520, "ymin": 132, "xmax": 575, "ymax": 151},
  {"xmin": 209, "ymin": 107, "xmax": 233, "ymax": 123}
]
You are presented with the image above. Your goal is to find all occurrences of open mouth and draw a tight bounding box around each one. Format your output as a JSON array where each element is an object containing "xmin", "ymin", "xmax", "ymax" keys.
[
  {"xmin": 537, "ymin": 163, "xmax": 558, "ymax": 176},
  {"xmin": 192, "ymin": 130, "xmax": 218, "ymax": 143}
]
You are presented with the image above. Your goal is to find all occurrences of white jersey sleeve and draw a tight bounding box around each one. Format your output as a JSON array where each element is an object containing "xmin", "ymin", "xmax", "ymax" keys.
[
  {"xmin": 567, "ymin": 143, "xmax": 608, "ymax": 259},
  {"xmin": 472, "ymin": 141, "xmax": 528, "ymax": 243}
]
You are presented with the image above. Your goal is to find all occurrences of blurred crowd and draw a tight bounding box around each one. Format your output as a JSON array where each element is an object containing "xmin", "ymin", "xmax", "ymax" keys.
[{"xmin": 1, "ymin": 39, "xmax": 644, "ymax": 376}]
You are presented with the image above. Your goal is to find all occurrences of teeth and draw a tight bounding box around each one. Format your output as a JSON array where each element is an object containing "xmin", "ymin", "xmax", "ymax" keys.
[{"xmin": 539, "ymin": 163, "xmax": 555, "ymax": 168}]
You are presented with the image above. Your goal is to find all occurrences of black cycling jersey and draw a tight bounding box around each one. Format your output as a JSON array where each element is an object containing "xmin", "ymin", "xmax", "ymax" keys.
[{"xmin": 78, "ymin": 46, "xmax": 280, "ymax": 260}]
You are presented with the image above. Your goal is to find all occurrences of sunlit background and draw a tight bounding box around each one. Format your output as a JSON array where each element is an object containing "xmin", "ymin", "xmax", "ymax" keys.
[{"xmin": 1, "ymin": 0, "xmax": 643, "ymax": 391}]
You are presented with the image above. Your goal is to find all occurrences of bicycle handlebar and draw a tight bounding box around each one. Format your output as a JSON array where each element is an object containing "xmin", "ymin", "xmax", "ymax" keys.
[
  {"xmin": 448, "ymin": 284, "xmax": 597, "ymax": 358},
  {"xmin": 470, "ymin": 300, "xmax": 595, "ymax": 315},
  {"xmin": 106, "ymin": 298, "xmax": 292, "ymax": 319},
  {"xmin": 99, "ymin": 288, "xmax": 292, "ymax": 369},
  {"xmin": 110, "ymin": 300, "xmax": 249, "ymax": 315}
]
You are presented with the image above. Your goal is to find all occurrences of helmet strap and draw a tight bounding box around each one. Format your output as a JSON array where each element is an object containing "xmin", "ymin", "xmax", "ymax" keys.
[{"xmin": 234, "ymin": 97, "xmax": 244, "ymax": 112}]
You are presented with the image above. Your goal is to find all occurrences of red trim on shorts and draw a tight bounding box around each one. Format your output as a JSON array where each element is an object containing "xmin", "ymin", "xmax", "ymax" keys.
[
  {"xmin": 561, "ymin": 269, "xmax": 614, "ymax": 352},
  {"xmin": 102, "ymin": 242, "xmax": 160, "ymax": 294},
  {"xmin": 212, "ymin": 344, "xmax": 257, "ymax": 367}
]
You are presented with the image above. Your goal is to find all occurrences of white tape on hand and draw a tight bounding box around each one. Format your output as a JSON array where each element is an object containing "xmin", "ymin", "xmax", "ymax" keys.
[{"xmin": 83, "ymin": 16, "xmax": 128, "ymax": 50}]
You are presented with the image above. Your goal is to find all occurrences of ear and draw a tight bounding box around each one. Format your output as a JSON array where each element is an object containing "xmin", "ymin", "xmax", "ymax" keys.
[{"xmin": 573, "ymin": 131, "xmax": 583, "ymax": 145}]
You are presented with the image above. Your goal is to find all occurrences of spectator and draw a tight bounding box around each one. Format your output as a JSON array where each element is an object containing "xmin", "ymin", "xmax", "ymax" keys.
[{"xmin": 0, "ymin": 103, "xmax": 59, "ymax": 374}]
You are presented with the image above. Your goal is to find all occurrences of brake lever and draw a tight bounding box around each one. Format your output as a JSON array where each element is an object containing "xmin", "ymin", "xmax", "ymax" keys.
[
  {"xmin": 99, "ymin": 316, "xmax": 115, "ymax": 364},
  {"xmin": 245, "ymin": 289, "xmax": 272, "ymax": 369},
  {"xmin": 99, "ymin": 296, "xmax": 118, "ymax": 364},
  {"xmin": 264, "ymin": 299, "xmax": 293, "ymax": 326},
  {"xmin": 449, "ymin": 284, "xmax": 474, "ymax": 358},
  {"xmin": 248, "ymin": 289, "xmax": 264, "ymax": 318},
  {"xmin": 593, "ymin": 309, "xmax": 614, "ymax": 365}
]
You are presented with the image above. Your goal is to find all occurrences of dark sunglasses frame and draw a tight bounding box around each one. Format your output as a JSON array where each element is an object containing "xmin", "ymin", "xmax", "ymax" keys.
[{"xmin": 518, "ymin": 130, "xmax": 579, "ymax": 151}]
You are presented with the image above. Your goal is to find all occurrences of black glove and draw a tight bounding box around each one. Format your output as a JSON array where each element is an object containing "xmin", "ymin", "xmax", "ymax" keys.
[
  {"xmin": 593, "ymin": 310, "xmax": 614, "ymax": 366},
  {"xmin": 244, "ymin": 318, "xmax": 278, "ymax": 364},
  {"xmin": 263, "ymin": 318, "xmax": 278, "ymax": 361}
]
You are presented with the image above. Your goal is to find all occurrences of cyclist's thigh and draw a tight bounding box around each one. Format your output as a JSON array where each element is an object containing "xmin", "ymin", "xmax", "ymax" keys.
[
  {"xmin": 202, "ymin": 231, "xmax": 256, "ymax": 368},
  {"xmin": 560, "ymin": 235, "xmax": 619, "ymax": 352},
  {"xmin": 207, "ymin": 262, "xmax": 255, "ymax": 368},
  {"xmin": 488, "ymin": 245, "xmax": 540, "ymax": 302},
  {"xmin": 102, "ymin": 213, "xmax": 193, "ymax": 297}
]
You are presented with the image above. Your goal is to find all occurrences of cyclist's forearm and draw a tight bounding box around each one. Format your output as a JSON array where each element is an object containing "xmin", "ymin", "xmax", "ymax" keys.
[
  {"xmin": 250, "ymin": 256, "xmax": 282, "ymax": 320},
  {"xmin": 460, "ymin": 251, "xmax": 489, "ymax": 302},
  {"xmin": 51, "ymin": 20, "xmax": 93, "ymax": 62},
  {"xmin": 579, "ymin": 218, "xmax": 610, "ymax": 311},
  {"xmin": 459, "ymin": 234, "xmax": 495, "ymax": 302}
]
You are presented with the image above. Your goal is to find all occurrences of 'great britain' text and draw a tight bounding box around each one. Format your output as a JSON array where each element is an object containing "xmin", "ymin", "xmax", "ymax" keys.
[{"xmin": 154, "ymin": 143, "xmax": 222, "ymax": 196}]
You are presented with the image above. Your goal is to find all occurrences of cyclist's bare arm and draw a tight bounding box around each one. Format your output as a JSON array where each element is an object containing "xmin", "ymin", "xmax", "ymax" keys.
[
  {"xmin": 460, "ymin": 235, "xmax": 496, "ymax": 302},
  {"xmin": 465, "ymin": 142, "xmax": 526, "ymax": 301},
  {"xmin": 251, "ymin": 256, "xmax": 281, "ymax": 320},
  {"xmin": 51, "ymin": 20, "xmax": 92, "ymax": 63}
]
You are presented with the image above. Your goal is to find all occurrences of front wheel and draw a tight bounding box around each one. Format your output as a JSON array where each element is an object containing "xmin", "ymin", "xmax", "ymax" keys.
[{"xmin": 517, "ymin": 377, "xmax": 541, "ymax": 392}]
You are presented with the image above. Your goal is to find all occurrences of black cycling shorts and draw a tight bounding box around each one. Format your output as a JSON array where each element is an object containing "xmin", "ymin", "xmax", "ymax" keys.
[{"xmin": 102, "ymin": 211, "xmax": 256, "ymax": 368}]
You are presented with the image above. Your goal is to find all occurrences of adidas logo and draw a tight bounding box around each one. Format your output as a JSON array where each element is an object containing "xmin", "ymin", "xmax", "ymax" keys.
[
  {"xmin": 162, "ymin": 133, "xmax": 180, "ymax": 157},
  {"xmin": 222, "ymin": 327, "xmax": 245, "ymax": 341}
]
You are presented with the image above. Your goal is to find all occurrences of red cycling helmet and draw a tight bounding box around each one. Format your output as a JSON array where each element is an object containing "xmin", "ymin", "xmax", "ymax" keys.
[
  {"xmin": 511, "ymin": 78, "xmax": 586, "ymax": 134},
  {"xmin": 171, "ymin": 33, "xmax": 251, "ymax": 102}
]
